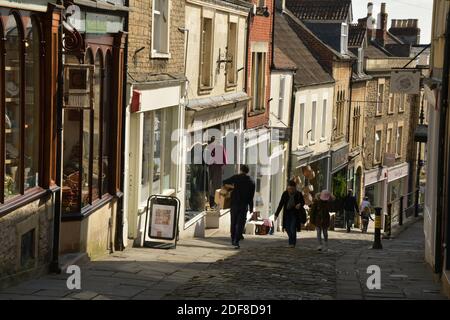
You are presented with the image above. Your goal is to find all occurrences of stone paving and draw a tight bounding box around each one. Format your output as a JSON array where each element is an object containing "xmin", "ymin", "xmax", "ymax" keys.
[{"xmin": 0, "ymin": 219, "xmax": 447, "ymax": 300}]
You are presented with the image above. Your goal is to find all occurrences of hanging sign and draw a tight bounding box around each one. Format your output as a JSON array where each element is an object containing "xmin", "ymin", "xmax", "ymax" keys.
[{"xmin": 390, "ymin": 69, "xmax": 420, "ymax": 94}]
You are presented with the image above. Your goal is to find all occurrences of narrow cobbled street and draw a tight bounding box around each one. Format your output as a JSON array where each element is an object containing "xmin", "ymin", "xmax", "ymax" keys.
[{"xmin": 0, "ymin": 219, "xmax": 446, "ymax": 300}]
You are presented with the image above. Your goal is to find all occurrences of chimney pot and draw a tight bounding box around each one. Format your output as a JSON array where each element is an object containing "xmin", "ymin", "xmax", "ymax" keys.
[
  {"xmin": 381, "ymin": 3, "xmax": 386, "ymax": 14},
  {"xmin": 367, "ymin": 2, "xmax": 373, "ymax": 16}
]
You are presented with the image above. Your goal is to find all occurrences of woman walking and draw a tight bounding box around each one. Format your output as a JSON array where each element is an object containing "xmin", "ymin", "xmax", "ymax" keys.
[
  {"xmin": 274, "ymin": 180, "xmax": 306, "ymax": 248},
  {"xmin": 309, "ymin": 190, "xmax": 333, "ymax": 251}
]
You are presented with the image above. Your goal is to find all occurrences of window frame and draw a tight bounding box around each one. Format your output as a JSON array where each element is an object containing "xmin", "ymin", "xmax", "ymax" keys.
[
  {"xmin": 398, "ymin": 94, "xmax": 405, "ymax": 113},
  {"xmin": 310, "ymin": 100, "xmax": 317, "ymax": 144},
  {"xmin": 250, "ymin": 51, "xmax": 267, "ymax": 113},
  {"xmin": 1, "ymin": 11, "xmax": 45, "ymax": 206},
  {"xmin": 374, "ymin": 127, "xmax": 383, "ymax": 165},
  {"xmin": 298, "ymin": 102, "xmax": 305, "ymax": 147},
  {"xmin": 278, "ymin": 75, "xmax": 285, "ymax": 120},
  {"xmin": 199, "ymin": 14, "xmax": 214, "ymax": 93},
  {"xmin": 225, "ymin": 18, "xmax": 238, "ymax": 89},
  {"xmin": 395, "ymin": 123, "xmax": 404, "ymax": 158},
  {"xmin": 388, "ymin": 93, "xmax": 394, "ymax": 114},
  {"xmin": 151, "ymin": 0, "xmax": 171, "ymax": 58},
  {"xmin": 341, "ymin": 23, "xmax": 348, "ymax": 54},
  {"xmin": 376, "ymin": 81, "xmax": 384, "ymax": 116},
  {"xmin": 321, "ymin": 98, "xmax": 327, "ymax": 140}
]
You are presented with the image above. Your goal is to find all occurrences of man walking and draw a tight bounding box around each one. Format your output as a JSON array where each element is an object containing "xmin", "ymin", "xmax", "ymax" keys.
[
  {"xmin": 223, "ymin": 165, "xmax": 255, "ymax": 249},
  {"xmin": 343, "ymin": 189, "xmax": 359, "ymax": 233}
]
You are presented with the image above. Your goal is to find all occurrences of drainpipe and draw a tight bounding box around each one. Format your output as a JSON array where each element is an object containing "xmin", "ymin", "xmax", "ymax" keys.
[
  {"xmin": 286, "ymin": 76, "xmax": 296, "ymax": 183},
  {"xmin": 115, "ymin": 1, "xmax": 130, "ymax": 251},
  {"xmin": 436, "ymin": 8, "xmax": 450, "ymax": 274},
  {"xmin": 244, "ymin": 11, "xmax": 252, "ymax": 132}
]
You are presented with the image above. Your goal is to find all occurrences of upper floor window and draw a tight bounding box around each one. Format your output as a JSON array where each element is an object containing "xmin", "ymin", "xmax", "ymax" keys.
[
  {"xmin": 395, "ymin": 124, "xmax": 403, "ymax": 157},
  {"xmin": 299, "ymin": 102, "xmax": 305, "ymax": 146},
  {"xmin": 199, "ymin": 16, "xmax": 214, "ymax": 91},
  {"xmin": 341, "ymin": 23, "xmax": 348, "ymax": 54},
  {"xmin": 321, "ymin": 99, "xmax": 327, "ymax": 139},
  {"xmin": 251, "ymin": 51, "xmax": 266, "ymax": 112},
  {"xmin": 352, "ymin": 106, "xmax": 361, "ymax": 147},
  {"xmin": 310, "ymin": 101, "xmax": 317, "ymax": 143},
  {"xmin": 376, "ymin": 82, "xmax": 384, "ymax": 115},
  {"xmin": 152, "ymin": 0, "xmax": 170, "ymax": 57},
  {"xmin": 398, "ymin": 94, "xmax": 405, "ymax": 113},
  {"xmin": 278, "ymin": 76, "xmax": 285, "ymax": 120},
  {"xmin": 226, "ymin": 21, "xmax": 238, "ymax": 87},
  {"xmin": 388, "ymin": 93, "xmax": 394, "ymax": 114},
  {"xmin": 374, "ymin": 129, "xmax": 382, "ymax": 164},
  {"xmin": 386, "ymin": 126, "xmax": 393, "ymax": 153},
  {"xmin": 335, "ymin": 90, "xmax": 345, "ymax": 136},
  {"xmin": 2, "ymin": 13, "xmax": 41, "ymax": 203}
]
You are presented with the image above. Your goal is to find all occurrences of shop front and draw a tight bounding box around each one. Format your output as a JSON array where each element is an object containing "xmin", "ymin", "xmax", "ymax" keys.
[
  {"xmin": 59, "ymin": 2, "xmax": 127, "ymax": 258},
  {"xmin": 387, "ymin": 162, "xmax": 409, "ymax": 220},
  {"xmin": 183, "ymin": 93, "xmax": 248, "ymax": 237},
  {"xmin": 0, "ymin": 1, "xmax": 61, "ymax": 285},
  {"xmin": 364, "ymin": 167, "xmax": 388, "ymax": 225},
  {"xmin": 125, "ymin": 77, "xmax": 186, "ymax": 244}
]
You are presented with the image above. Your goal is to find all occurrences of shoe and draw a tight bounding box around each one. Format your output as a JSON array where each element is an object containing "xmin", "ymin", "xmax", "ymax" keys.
[
  {"xmin": 317, "ymin": 245, "xmax": 322, "ymax": 251},
  {"xmin": 234, "ymin": 244, "xmax": 240, "ymax": 249}
]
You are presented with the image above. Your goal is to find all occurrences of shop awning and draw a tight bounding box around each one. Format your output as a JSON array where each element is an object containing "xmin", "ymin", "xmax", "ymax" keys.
[
  {"xmin": 186, "ymin": 92, "xmax": 250, "ymax": 112},
  {"xmin": 0, "ymin": 0, "xmax": 48, "ymax": 11}
]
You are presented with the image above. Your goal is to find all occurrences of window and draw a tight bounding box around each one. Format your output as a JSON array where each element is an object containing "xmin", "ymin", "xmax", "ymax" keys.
[
  {"xmin": 310, "ymin": 101, "xmax": 317, "ymax": 142},
  {"xmin": 374, "ymin": 129, "xmax": 382, "ymax": 163},
  {"xmin": 61, "ymin": 49, "xmax": 114, "ymax": 214},
  {"xmin": 376, "ymin": 83, "xmax": 384, "ymax": 115},
  {"xmin": 299, "ymin": 103, "xmax": 305, "ymax": 146},
  {"xmin": 352, "ymin": 106, "xmax": 361, "ymax": 147},
  {"xmin": 341, "ymin": 23, "xmax": 348, "ymax": 54},
  {"xmin": 336, "ymin": 90, "xmax": 345, "ymax": 136},
  {"xmin": 388, "ymin": 93, "xmax": 394, "ymax": 114},
  {"xmin": 251, "ymin": 52, "xmax": 267, "ymax": 111},
  {"xmin": 395, "ymin": 125, "xmax": 403, "ymax": 157},
  {"xmin": 386, "ymin": 127, "xmax": 393, "ymax": 153},
  {"xmin": 278, "ymin": 76, "xmax": 285, "ymax": 120},
  {"xmin": 321, "ymin": 99, "xmax": 327, "ymax": 139},
  {"xmin": 398, "ymin": 94, "xmax": 405, "ymax": 112},
  {"xmin": 2, "ymin": 14, "xmax": 41, "ymax": 203},
  {"xmin": 200, "ymin": 17, "xmax": 213, "ymax": 90},
  {"xmin": 152, "ymin": 0, "xmax": 170, "ymax": 56},
  {"xmin": 357, "ymin": 48, "xmax": 364, "ymax": 74},
  {"xmin": 226, "ymin": 21, "xmax": 238, "ymax": 87},
  {"xmin": 141, "ymin": 107, "xmax": 177, "ymax": 204}
]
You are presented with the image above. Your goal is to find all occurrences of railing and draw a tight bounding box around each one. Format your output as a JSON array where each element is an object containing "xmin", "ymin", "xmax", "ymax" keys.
[{"xmin": 384, "ymin": 189, "xmax": 423, "ymax": 238}]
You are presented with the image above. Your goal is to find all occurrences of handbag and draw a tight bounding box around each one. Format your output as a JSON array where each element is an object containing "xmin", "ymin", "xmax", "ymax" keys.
[{"xmin": 298, "ymin": 206, "xmax": 307, "ymax": 224}]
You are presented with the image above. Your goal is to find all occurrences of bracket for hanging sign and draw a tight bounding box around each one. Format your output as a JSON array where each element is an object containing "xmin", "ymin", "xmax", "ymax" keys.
[{"xmin": 143, "ymin": 195, "xmax": 180, "ymax": 249}]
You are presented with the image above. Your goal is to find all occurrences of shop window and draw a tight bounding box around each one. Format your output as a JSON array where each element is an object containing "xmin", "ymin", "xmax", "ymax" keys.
[
  {"xmin": 61, "ymin": 48, "xmax": 114, "ymax": 214},
  {"xmin": 141, "ymin": 107, "xmax": 177, "ymax": 204},
  {"xmin": 251, "ymin": 52, "xmax": 266, "ymax": 112},
  {"xmin": 152, "ymin": 0, "xmax": 170, "ymax": 57},
  {"xmin": 2, "ymin": 14, "xmax": 41, "ymax": 203},
  {"xmin": 226, "ymin": 21, "xmax": 237, "ymax": 87},
  {"xmin": 374, "ymin": 129, "xmax": 382, "ymax": 164},
  {"xmin": 200, "ymin": 16, "xmax": 213, "ymax": 90}
]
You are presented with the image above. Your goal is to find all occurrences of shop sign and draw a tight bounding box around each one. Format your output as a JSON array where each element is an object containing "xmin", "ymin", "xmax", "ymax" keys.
[
  {"xmin": 85, "ymin": 13, "xmax": 124, "ymax": 34},
  {"xmin": 387, "ymin": 163, "xmax": 409, "ymax": 183},
  {"xmin": 390, "ymin": 69, "xmax": 420, "ymax": 94},
  {"xmin": 0, "ymin": 0, "xmax": 48, "ymax": 11},
  {"xmin": 364, "ymin": 167, "xmax": 387, "ymax": 186},
  {"xmin": 331, "ymin": 145, "xmax": 349, "ymax": 172}
]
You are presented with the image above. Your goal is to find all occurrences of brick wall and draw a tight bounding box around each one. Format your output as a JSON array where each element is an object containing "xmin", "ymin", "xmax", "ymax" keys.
[
  {"xmin": 246, "ymin": 0, "xmax": 273, "ymax": 129},
  {"xmin": 128, "ymin": 0, "xmax": 185, "ymax": 80}
]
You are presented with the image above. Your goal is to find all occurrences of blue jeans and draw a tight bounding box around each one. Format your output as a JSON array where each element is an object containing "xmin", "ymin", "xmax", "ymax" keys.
[{"xmin": 285, "ymin": 213, "xmax": 298, "ymax": 245}]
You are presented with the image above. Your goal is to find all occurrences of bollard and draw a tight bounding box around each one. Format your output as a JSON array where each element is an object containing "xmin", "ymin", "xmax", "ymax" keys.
[
  {"xmin": 399, "ymin": 196, "xmax": 404, "ymax": 226},
  {"xmin": 372, "ymin": 207, "xmax": 383, "ymax": 249}
]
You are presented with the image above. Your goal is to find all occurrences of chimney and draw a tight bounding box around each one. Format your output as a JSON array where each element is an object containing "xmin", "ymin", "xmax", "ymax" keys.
[
  {"xmin": 376, "ymin": 2, "xmax": 388, "ymax": 46},
  {"xmin": 365, "ymin": 2, "xmax": 376, "ymax": 40},
  {"xmin": 367, "ymin": 2, "xmax": 373, "ymax": 17}
]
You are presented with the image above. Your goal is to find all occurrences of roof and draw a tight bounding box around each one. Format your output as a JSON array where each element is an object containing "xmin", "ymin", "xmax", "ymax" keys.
[
  {"xmin": 273, "ymin": 46, "xmax": 297, "ymax": 71},
  {"xmin": 365, "ymin": 43, "xmax": 391, "ymax": 59},
  {"xmin": 274, "ymin": 12, "xmax": 335, "ymax": 88},
  {"xmin": 349, "ymin": 24, "xmax": 366, "ymax": 47},
  {"xmin": 285, "ymin": 0, "xmax": 352, "ymax": 21}
]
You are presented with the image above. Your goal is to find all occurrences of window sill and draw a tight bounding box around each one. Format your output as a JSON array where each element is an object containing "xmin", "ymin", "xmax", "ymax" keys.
[
  {"xmin": 225, "ymin": 83, "xmax": 238, "ymax": 91},
  {"xmin": 61, "ymin": 194, "xmax": 116, "ymax": 222},
  {"xmin": 198, "ymin": 86, "xmax": 213, "ymax": 95},
  {"xmin": 0, "ymin": 187, "xmax": 53, "ymax": 219},
  {"xmin": 309, "ymin": 140, "xmax": 316, "ymax": 146},
  {"xmin": 375, "ymin": 113, "xmax": 383, "ymax": 117},
  {"xmin": 387, "ymin": 111, "xmax": 394, "ymax": 115},
  {"xmin": 320, "ymin": 137, "xmax": 327, "ymax": 142},
  {"xmin": 248, "ymin": 109, "xmax": 265, "ymax": 117},
  {"xmin": 398, "ymin": 110, "xmax": 405, "ymax": 113},
  {"xmin": 151, "ymin": 51, "xmax": 171, "ymax": 59}
]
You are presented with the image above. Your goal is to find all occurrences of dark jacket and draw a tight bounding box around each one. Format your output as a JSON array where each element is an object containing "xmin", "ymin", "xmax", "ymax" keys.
[
  {"xmin": 309, "ymin": 199, "xmax": 332, "ymax": 229},
  {"xmin": 343, "ymin": 195, "xmax": 359, "ymax": 213},
  {"xmin": 223, "ymin": 174, "xmax": 255, "ymax": 212},
  {"xmin": 274, "ymin": 191, "xmax": 306, "ymax": 231}
]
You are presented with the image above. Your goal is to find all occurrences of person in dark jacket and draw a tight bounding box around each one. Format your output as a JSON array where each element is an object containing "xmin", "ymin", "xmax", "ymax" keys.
[
  {"xmin": 274, "ymin": 180, "xmax": 306, "ymax": 248},
  {"xmin": 310, "ymin": 190, "xmax": 333, "ymax": 251},
  {"xmin": 343, "ymin": 189, "xmax": 359, "ymax": 233},
  {"xmin": 223, "ymin": 165, "xmax": 255, "ymax": 249}
]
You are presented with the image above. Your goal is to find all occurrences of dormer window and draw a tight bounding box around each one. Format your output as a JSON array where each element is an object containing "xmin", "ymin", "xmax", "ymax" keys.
[{"xmin": 341, "ymin": 23, "xmax": 348, "ymax": 54}]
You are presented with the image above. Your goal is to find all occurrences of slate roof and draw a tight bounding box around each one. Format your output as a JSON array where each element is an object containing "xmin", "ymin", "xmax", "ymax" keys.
[
  {"xmin": 349, "ymin": 24, "xmax": 366, "ymax": 47},
  {"xmin": 273, "ymin": 46, "xmax": 297, "ymax": 71},
  {"xmin": 286, "ymin": 0, "xmax": 351, "ymax": 21},
  {"xmin": 274, "ymin": 12, "xmax": 335, "ymax": 88}
]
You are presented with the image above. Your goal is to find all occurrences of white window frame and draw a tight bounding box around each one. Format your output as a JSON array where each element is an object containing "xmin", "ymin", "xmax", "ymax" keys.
[
  {"xmin": 151, "ymin": 0, "xmax": 171, "ymax": 58},
  {"xmin": 310, "ymin": 100, "xmax": 317, "ymax": 144},
  {"xmin": 398, "ymin": 94, "xmax": 405, "ymax": 113},
  {"xmin": 321, "ymin": 98, "xmax": 327, "ymax": 140},
  {"xmin": 376, "ymin": 80, "xmax": 385, "ymax": 116},
  {"xmin": 299, "ymin": 102, "xmax": 305, "ymax": 147},
  {"xmin": 388, "ymin": 93, "xmax": 394, "ymax": 114},
  {"xmin": 395, "ymin": 123, "xmax": 404, "ymax": 158},
  {"xmin": 386, "ymin": 125, "xmax": 393, "ymax": 153},
  {"xmin": 226, "ymin": 17, "xmax": 238, "ymax": 88},
  {"xmin": 278, "ymin": 75, "xmax": 285, "ymax": 120},
  {"xmin": 199, "ymin": 13, "xmax": 215, "ymax": 91},
  {"xmin": 341, "ymin": 23, "xmax": 348, "ymax": 54},
  {"xmin": 374, "ymin": 127, "xmax": 383, "ymax": 164},
  {"xmin": 251, "ymin": 51, "xmax": 267, "ymax": 112}
]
